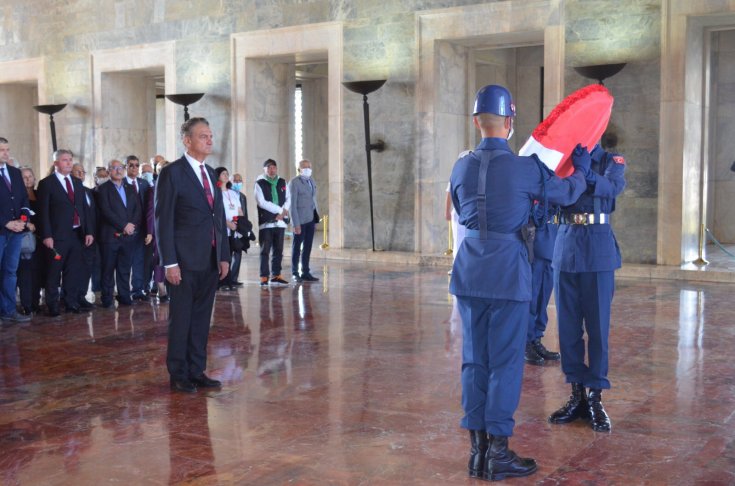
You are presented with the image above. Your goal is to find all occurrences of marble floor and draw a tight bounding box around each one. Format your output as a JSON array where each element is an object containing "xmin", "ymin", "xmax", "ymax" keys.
[{"xmin": 1, "ymin": 257, "xmax": 734, "ymax": 485}]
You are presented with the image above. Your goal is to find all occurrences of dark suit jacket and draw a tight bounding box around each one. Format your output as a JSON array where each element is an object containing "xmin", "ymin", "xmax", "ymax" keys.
[
  {"xmin": 0, "ymin": 164, "xmax": 30, "ymax": 235},
  {"xmin": 124, "ymin": 177, "xmax": 150, "ymax": 231},
  {"xmin": 37, "ymin": 172, "xmax": 92, "ymax": 241},
  {"xmin": 155, "ymin": 155, "xmax": 229, "ymax": 271},
  {"xmin": 95, "ymin": 180, "xmax": 142, "ymax": 243},
  {"xmin": 81, "ymin": 185, "xmax": 97, "ymax": 239}
]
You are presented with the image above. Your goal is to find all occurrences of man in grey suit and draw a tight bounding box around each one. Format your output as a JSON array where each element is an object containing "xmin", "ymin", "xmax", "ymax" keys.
[{"xmin": 288, "ymin": 159, "xmax": 319, "ymax": 282}]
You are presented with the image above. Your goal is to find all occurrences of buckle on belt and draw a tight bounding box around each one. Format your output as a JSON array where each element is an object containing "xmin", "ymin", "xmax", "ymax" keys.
[{"xmin": 564, "ymin": 213, "xmax": 610, "ymax": 225}]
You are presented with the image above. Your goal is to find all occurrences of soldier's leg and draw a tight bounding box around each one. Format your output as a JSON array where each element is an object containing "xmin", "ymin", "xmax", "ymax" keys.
[
  {"xmin": 456, "ymin": 296, "xmax": 490, "ymax": 432},
  {"xmin": 555, "ymin": 270, "xmax": 588, "ymax": 383}
]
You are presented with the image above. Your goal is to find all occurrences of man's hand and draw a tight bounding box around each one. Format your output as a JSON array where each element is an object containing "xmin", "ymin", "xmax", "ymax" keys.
[
  {"xmin": 166, "ymin": 265, "xmax": 182, "ymax": 285},
  {"xmin": 27, "ymin": 222, "xmax": 35, "ymax": 233},
  {"xmin": 219, "ymin": 261, "xmax": 229, "ymax": 281},
  {"xmin": 572, "ymin": 144, "xmax": 591, "ymax": 177},
  {"xmin": 85, "ymin": 235, "xmax": 94, "ymax": 246},
  {"xmin": 145, "ymin": 234, "xmax": 153, "ymax": 245},
  {"xmin": 275, "ymin": 214, "xmax": 284, "ymax": 221},
  {"xmin": 43, "ymin": 238, "xmax": 54, "ymax": 249},
  {"xmin": 226, "ymin": 220, "xmax": 237, "ymax": 231},
  {"xmin": 294, "ymin": 225, "xmax": 301, "ymax": 235},
  {"xmin": 282, "ymin": 208, "xmax": 289, "ymax": 216},
  {"xmin": 5, "ymin": 220, "xmax": 25, "ymax": 233},
  {"xmin": 123, "ymin": 223, "xmax": 136, "ymax": 235}
]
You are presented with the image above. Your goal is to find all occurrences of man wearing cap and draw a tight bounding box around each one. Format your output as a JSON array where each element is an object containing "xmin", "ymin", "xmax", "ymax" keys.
[
  {"xmin": 449, "ymin": 85, "xmax": 590, "ymax": 481},
  {"xmin": 547, "ymin": 140, "xmax": 626, "ymax": 433},
  {"xmin": 254, "ymin": 159, "xmax": 290, "ymax": 287}
]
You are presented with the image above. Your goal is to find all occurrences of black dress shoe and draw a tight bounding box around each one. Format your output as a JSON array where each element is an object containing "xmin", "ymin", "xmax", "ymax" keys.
[
  {"xmin": 190, "ymin": 374, "xmax": 222, "ymax": 388},
  {"xmin": 524, "ymin": 342, "xmax": 545, "ymax": 366},
  {"xmin": 78, "ymin": 300, "xmax": 95, "ymax": 310},
  {"xmin": 292, "ymin": 274, "xmax": 303, "ymax": 283},
  {"xmin": 116, "ymin": 296, "xmax": 133, "ymax": 306},
  {"xmin": 233, "ymin": 281, "xmax": 244, "ymax": 287},
  {"xmin": 483, "ymin": 435, "xmax": 537, "ymax": 481},
  {"xmin": 66, "ymin": 306, "xmax": 82, "ymax": 314},
  {"xmin": 100, "ymin": 301, "xmax": 114, "ymax": 309},
  {"xmin": 301, "ymin": 273, "xmax": 319, "ymax": 282},
  {"xmin": 157, "ymin": 295, "xmax": 170, "ymax": 303},
  {"xmin": 468, "ymin": 430, "xmax": 489, "ymax": 478},
  {"xmin": 549, "ymin": 383, "xmax": 590, "ymax": 424},
  {"xmin": 588, "ymin": 389, "xmax": 612, "ymax": 432},
  {"xmin": 531, "ymin": 339, "xmax": 560, "ymax": 361},
  {"xmin": 170, "ymin": 378, "xmax": 197, "ymax": 393},
  {"xmin": 47, "ymin": 307, "xmax": 61, "ymax": 317},
  {"xmin": 132, "ymin": 292, "xmax": 150, "ymax": 302}
]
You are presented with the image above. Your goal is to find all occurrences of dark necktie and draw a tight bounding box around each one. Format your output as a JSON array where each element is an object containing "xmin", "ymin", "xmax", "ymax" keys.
[
  {"xmin": 200, "ymin": 165, "xmax": 214, "ymax": 209},
  {"xmin": 65, "ymin": 177, "xmax": 81, "ymax": 227},
  {"xmin": 0, "ymin": 167, "xmax": 10, "ymax": 191},
  {"xmin": 132, "ymin": 179, "xmax": 138, "ymax": 194},
  {"xmin": 200, "ymin": 165, "xmax": 215, "ymax": 247}
]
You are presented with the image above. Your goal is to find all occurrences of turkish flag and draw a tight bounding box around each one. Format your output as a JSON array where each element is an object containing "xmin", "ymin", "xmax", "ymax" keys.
[{"xmin": 519, "ymin": 84, "xmax": 614, "ymax": 177}]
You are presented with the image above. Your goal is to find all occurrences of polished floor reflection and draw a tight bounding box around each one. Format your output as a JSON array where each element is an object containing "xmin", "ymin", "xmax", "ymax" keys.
[{"xmin": 1, "ymin": 258, "xmax": 734, "ymax": 485}]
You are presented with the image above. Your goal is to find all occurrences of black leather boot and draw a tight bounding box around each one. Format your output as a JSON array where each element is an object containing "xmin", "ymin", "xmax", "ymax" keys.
[
  {"xmin": 483, "ymin": 435, "xmax": 537, "ymax": 481},
  {"xmin": 588, "ymin": 389, "xmax": 612, "ymax": 432},
  {"xmin": 548, "ymin": 383, "xmax": 590, "ymax": 424},
  {"xmin": 467, "ymin": 430, "xmax": 489, "ymax": 478},
  {"xmin": 531, "ymin": 339, "xmax": 560, "ymax": 361},
  {"xmin": 524, "ymin": 342, "xmax": 545, "ymax": 366}
]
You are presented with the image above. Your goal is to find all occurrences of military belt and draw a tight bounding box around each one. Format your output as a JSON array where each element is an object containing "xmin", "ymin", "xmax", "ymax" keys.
[
  {"xmin": 561, "ymin": 213, "xmax": 610, "ymax": 225},
  {"xmin": 465, "ymin": 229, "xmax": 523, "ymax": 241}
]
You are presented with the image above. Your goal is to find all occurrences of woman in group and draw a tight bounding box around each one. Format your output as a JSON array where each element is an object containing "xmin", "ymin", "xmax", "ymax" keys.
[
  {"xmin": 215, "ymin": 167, "xmax": 244, "ymax": 291},
  {"xmin": 16, "ymin": 167, "xmax": 43, "ymax": 315}
]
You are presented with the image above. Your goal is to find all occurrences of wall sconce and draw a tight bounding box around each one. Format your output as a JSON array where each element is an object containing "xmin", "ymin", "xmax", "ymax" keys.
[
  {"xmin": 342, "ymin": 79, "xmax": 387, "ymax": 252},
  {"xmin": 33, "ymin": 103, "xmax": 67, "ymax": 152},
  {"xmin": 165, "ymin": 93, "xmax": 205, "ymax": 121}
]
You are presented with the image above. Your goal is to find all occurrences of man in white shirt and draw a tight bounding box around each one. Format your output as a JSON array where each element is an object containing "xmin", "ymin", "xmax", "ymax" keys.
[{"xmin": 254, "ymin": 159, "xmax": 290, "ymax": 287}]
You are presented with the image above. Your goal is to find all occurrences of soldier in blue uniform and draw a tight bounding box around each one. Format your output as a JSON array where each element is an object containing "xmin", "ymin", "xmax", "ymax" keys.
[
  {"xmin": 449, "ymin": 85, "xmax": 589, "ymax": 481},
  {"xmin": 524, "ymin": 202, "xmax": 562, "ymax": 365},
  {"xmin": 548, "ymin": 142, "xmax": 626, "ymax": 433}
]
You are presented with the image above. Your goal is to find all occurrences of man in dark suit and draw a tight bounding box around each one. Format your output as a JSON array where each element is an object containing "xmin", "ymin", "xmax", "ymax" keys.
[
  {"xmin": 37, "ymin": 149, "xmax": 95, "ymax": 316},
  {"xmin": 71, "ymin": 163, "xmax": 97, "ymax": 310},
  {"xmin": 0, "ymin": 137, "xmax": 32, "ymax": 323},
  {"xmin": 96, "ymin": 159, "xmax": 141, "ymax": 308},
  {"xmin": 123, "ymin": 155, "xmax": 151, "ymax": 301},
  {"xmin": 155, "ymin": 117, "xmax": 229, "ymax": 393}
]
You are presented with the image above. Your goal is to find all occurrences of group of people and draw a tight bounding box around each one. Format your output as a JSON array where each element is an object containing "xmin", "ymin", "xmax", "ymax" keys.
[
  {"xmin": 1, "ymin": 117, "xmax": 323, "ymax": 397},
  {"xmin": 449, "ymin": 85, "xmax": 625, "ymax": 481}
]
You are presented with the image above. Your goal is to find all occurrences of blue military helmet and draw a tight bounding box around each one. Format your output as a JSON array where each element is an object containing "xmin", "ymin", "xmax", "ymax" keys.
[{"xmin": 472, "ymin": 84, "xmax": 516, "ymax": 117}]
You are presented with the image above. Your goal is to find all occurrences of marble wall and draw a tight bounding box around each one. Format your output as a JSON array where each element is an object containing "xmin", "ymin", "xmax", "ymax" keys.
[
  {"xmin": 301, "ymin": 74, "xmax": 330, "ymax": 218},
  {"xmin": 564, "ymin": 0, "xmax": 662, "ymax": 264},
  {"xmin": 710, "ymin": 29, "xmax": 735, "ymax": 244},
  {"xmin": 0, "ymin": 84, "xmax": 39, "ymax": 172},
  {"xmin": 0, "ymin": 0, "xmax": 733, "ymax": 262}
]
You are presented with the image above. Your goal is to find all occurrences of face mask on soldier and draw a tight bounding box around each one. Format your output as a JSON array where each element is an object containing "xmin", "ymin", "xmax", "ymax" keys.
[{"xmin": 507, "ymin": 118, "xmax": 514, "ymax": 141}]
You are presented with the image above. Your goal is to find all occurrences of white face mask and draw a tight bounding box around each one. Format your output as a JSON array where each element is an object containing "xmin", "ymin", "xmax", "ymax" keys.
[
  {"xmin": 507, "ymin": 118, "xmax": 514, "ymax": 141},
  {"xmin": 141, "ymin": 172, "xmax": 154, "ymax": 184},
  {"xmin": 96, "ymin": 177, "xmax": 109, "ymax": 185},
  {"xmin": 300, "ymin": 168, "xmax": 312, "ymax": 178}
]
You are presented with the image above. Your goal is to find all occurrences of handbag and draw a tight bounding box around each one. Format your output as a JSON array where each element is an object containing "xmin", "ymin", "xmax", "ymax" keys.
[
  {"xmin": 229, "ymin": 234, "xmax": 245, "ymax": 252},
  {"xmin": 20, "ymin": 231, "xmax": 36, "ymax": 257}
]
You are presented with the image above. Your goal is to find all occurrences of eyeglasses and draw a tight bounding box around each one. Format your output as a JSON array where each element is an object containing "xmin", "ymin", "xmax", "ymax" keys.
[
  {"xmin": 127, "ymin": 163, "xmax": 139, "ymax": 168},
  {"xmin": 111, "ymin": 166, "xmax": 126, "ymax": 171}
]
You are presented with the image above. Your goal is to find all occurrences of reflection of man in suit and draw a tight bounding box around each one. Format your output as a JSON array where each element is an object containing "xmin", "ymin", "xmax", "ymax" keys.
[
  {"xmin": 37, "ymin": 149, "xmax": 95, "ymax": 317},
  {"xmin": 155, "ymin": 117, "xmax": 229, "ymax": 393},
  {"xmin": 0, "ymin": 137, "xmax": 32, "ymax": 323},
  {"xmin": 96, "ymin": 159, "xmax": 141, "ymax": 308},
  {"xmin": 123, "ymin": 155, "xmax": 151, "ymax": 301}
]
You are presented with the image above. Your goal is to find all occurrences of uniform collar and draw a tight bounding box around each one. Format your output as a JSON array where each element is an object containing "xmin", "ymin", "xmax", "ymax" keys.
[{"xmin": 476, "ymin": 137, "xmax": 512, "ymax": 152}]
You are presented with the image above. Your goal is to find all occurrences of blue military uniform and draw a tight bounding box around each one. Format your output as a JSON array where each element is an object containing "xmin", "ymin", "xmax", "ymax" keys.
[
  {"xmin": 527, "ymin": 204, "xmax": 559, "ymax": 345},
  {"xmin": 449, "ymin": 137, "xmax": 587, "ymax": 438},
  {"xmin": 552, "ymin": 145, "xmax": 626, "ymax": 390}
]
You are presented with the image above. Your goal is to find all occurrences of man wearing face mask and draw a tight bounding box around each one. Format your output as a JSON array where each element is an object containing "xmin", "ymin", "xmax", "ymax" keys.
[
  {"xmin": 254, "ymin": 159, "xmax": 290, "ymax": 287},
  {"xmin": 288, "ymin": 159, "xmax": 319, "ymax": 283},
  {"xmin": 449, "ymin": 85, "xmax": 589, "ymax": 481},
  {"xmin": 95, "ymin": 167, "xmax": 110, "ymax": 187}
]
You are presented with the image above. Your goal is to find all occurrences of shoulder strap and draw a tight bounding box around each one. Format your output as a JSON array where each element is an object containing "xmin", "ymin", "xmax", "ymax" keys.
[{"xmin": 476, "ymin": 149, "xmax": 507, "ymax": 239}]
